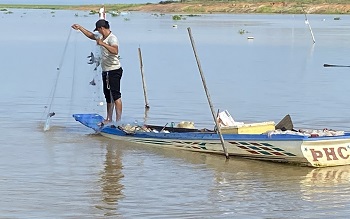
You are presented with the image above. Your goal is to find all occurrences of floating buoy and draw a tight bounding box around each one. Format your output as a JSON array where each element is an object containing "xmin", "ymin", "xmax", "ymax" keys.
[{"xmin": 99, "ymin": 102, "xmax": 104, "ymax": 106}]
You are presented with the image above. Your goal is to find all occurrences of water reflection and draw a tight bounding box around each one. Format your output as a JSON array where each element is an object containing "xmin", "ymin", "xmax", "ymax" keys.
[
  {"xmin": 300, "ymin": 166, "xmax": 350, "ymax": 199},
  {"xmin": 304, "ymin": 166, "xmax": 350, "ymax": 184},
  {"xmin": 97, "ymin": 142, "xmax": 124, "ymax": 217},
  {"xmin": 135, "ymin": 146, "xmax": 350, "ymax": 217}
]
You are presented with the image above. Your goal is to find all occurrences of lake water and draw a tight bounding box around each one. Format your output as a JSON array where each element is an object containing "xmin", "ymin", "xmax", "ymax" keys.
[{"xmin": 1, "ymin": 8, "xmax": 350, "ymax": 218}]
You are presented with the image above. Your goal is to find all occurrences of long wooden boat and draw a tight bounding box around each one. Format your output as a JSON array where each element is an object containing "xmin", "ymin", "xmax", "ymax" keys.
[{"xmin": 73, "ymin": 113, "xmax": 350, "ymax": 167}]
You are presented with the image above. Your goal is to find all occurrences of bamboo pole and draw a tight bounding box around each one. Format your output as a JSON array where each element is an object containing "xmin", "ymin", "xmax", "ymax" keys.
[
  {"xmin": 187, "ymin": 27, "xmax": 229, "ymax": 159},
  {"xmin": 138, "ymin": 47, "xmax": 150, "ymax": 108},
  {"xmin": 302, "ymin": 6, "xmax": 315, "ymax": 44},
  {"xmin": 324, "ymin": 64, "xmax": 350, "ymax": 68}
]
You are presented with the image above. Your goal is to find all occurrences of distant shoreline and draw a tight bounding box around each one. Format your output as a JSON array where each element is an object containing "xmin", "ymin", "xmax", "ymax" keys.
[{"xmin": 1, "ymin": 2, "xmax": 350, "ymax": 14}]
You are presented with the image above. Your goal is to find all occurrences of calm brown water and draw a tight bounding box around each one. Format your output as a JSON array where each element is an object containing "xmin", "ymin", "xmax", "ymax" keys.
[{"xmin": 1, "ymin": 9, "xmax": 350, "ymax": 218}]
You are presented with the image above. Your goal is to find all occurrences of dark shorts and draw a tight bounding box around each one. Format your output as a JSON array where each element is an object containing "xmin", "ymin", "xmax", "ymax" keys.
[{"xmin": 102, "ymin": 67, "xmax": 123, "ymax": 103}]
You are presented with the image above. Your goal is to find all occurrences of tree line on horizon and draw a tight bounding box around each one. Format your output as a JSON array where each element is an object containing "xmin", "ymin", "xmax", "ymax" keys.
[{"xmin": 160, "ymin": 0, "xmax": 349, "ymax": 3}]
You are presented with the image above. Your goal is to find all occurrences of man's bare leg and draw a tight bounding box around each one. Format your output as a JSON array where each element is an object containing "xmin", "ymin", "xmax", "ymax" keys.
[
  {"xmin": 106, "ymin": 103, "xmax": 114, "ymax": 123},
  {"xmin": 115, "ymin": 98, "xmax": 122, "ymax": 121}
]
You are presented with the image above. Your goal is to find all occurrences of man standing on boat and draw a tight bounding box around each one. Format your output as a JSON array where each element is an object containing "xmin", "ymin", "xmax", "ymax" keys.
[{"xmin": 71, "ymin": 19, "xmax": 123, "ymax": 124}]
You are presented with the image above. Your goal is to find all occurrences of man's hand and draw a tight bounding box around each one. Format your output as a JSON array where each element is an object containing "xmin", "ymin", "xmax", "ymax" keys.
[
  {"xmin": 96, "ymin": 39, "xmax": 104, "ymax": 46},
  {"xmin": 71, "ymin": 24, "xmax": 81, "ymax": 30}
]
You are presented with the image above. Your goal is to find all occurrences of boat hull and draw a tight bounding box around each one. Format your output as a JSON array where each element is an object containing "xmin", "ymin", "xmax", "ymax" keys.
[
  {"xmin": 101, "ymin": 131, "xmax": 309, "ymax": 165},
  {"xmin": 73, "ymin": 113, "xmax": 350, "ymax": 167}
]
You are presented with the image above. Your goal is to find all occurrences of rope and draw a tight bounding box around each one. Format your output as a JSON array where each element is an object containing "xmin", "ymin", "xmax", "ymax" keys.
[
  {"xmin": 48, "ymin": 28, "xmax": 72, "ymax": 109},
  {"xmin": 67, "ymin": 32, "xmax": 79, "ymax": 120},
  {"xmin": 106, "ymin": 74, "xmax": 111, "ymax": 90},
  {"xmin": 44, "ymin": 28, "xmax": 72, "ymax": 131},
  {"xmin": 69, "ymin": 31, "xmax": 77, "ymax": 110}
]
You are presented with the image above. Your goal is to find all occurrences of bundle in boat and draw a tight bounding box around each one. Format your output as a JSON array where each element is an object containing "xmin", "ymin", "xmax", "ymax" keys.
[{"xmin": 217, "ymin": 110, "xmax": 275, "ymax": 134}]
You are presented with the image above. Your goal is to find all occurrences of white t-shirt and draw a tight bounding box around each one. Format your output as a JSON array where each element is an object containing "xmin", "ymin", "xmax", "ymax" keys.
[{"xmin": 100, "ymin": 32, "xmax": 121, "ymax": 71}]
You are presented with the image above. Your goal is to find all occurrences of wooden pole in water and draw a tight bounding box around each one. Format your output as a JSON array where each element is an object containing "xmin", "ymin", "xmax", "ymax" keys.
[
  {"xmin": 99, "ymin": 6, "xmax": 106, "ymax": 20},
  {"xmin": 324, "ymin": 63, "xmax": 350, "ymax": 68},
  {"xmin": 302, "ymin": 6, "xmax": 315, "ymax": 44},
  {"xmin": 187, "ymin": 27, "xmax": 229, "ymax": 159},
  {"xmin": 138, "ymin": 47, "xmax": 150, "ymax": 109}
]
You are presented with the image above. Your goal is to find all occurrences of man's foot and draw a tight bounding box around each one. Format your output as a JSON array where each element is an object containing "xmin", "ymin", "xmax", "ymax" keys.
[{"xmin": 97, "ymin": 119, "xmax": 112, "ymax": 127}]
